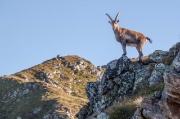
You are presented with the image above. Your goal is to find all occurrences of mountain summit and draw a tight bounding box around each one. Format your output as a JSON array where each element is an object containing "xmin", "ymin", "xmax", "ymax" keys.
[{"xmin": 0, "ymin": 55, "xmax": 104, "ymax": 119}]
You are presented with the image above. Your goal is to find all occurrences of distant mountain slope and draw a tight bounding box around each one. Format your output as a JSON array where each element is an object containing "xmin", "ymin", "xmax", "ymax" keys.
[{"xmin": 0, "ymin": 55, "xmax": 105, "ymax": 119}]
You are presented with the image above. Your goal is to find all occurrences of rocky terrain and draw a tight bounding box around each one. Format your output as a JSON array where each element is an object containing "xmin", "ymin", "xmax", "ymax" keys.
[
  {"xmin": 0, "ymin": 55, "xmax": 105, "ymax": 119},
  {"xmin": 77, "ymin": 42, "xmax": 180, "ymax": 119},
  {"xmin": 1, "ymin": 42, "xmax": 179, "ymax": 119}
]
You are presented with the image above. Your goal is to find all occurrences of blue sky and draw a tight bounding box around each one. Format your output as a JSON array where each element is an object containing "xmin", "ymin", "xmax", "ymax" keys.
[{"xmin": 0, "ymin": 0, "xmax": 180, "ymax": 76}]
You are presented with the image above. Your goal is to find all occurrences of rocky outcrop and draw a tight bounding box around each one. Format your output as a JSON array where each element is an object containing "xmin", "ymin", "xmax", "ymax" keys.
[
  {"xmin": 76, "ymin": 56, "xmax": 154, "ymax": 119},
  {"xmin": 77, "ymin": 42, "xmax": 180, "ymax": 119},
  {"xmin": 132, "ymin": 43, "xmax": 180, "ymax": 119},
  {"xmin": 132, "ymin": 69, "xmax": 180, "ymax": 119}
]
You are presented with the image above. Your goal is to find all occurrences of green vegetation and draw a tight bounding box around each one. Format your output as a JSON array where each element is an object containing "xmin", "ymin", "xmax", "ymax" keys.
[
  {"xmin": 109, "ymin": 104, "xmax": 137, "ymax": 119},
  {"xmin": 133, "ymin": 82, "xmax": 164, "ymax": 97},
  {"xmin": 161, "ymin": 56, "xmax": 175, "ymax": 65},
  {"xmin": 106, "ymin": 83, "xmax": 164, "ymax": 119}
]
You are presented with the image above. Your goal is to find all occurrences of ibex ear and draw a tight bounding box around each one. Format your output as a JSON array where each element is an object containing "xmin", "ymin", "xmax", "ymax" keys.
[
  {"xmin": 117, "ymin": 20, "xmax": 119, "ymax": 22},
  {"xmin": 108, "ymin": 21, "xmax": 111, "ymax": 23}
]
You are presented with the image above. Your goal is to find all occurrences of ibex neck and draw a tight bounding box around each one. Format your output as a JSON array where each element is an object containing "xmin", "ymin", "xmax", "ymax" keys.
[{"xmin": 113, "ymin": 26, "xmax": 121, "ymax": 33}]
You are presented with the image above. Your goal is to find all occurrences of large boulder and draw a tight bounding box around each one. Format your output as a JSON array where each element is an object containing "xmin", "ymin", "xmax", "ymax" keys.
[
  {"xmin": 132, "ymin": 90, "xmax": 167, "ymax": 119},
  {"xmin": 163, "ymin": 70, "xmax": 180, "ymax": 104},
  {"xmin": 148, "ymin": 63, "xmax": 171, "ymax": 86},
  {"xmin": 172, "ymin": 52, "xmax": 180, "ymax": 73},
  {"xmin": 149, "ymin": 50, "xmax": 175, "ymax": 65},
  {"xmin": 133, "ymin": 65, "xmax": 151, "ymax": 91},
  {"xmin": 114, "ymin": 71, "xmax": 135, "ymax": 95},
  {"xmin": 132, "ymin": 69, "xmax": 180, "ymax": 119},
  {"xmin": 78, "ymin": 56, "xmax": 136, "ymax": 118},
  {"xmin": 105, "ymin": 56, "xmax": 130, "ymax": 79}
]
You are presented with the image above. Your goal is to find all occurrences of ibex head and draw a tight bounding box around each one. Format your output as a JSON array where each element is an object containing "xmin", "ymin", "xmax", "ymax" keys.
[{"xmin": 106, "ymin": 12, "xmax": 120, "ymax": 30}]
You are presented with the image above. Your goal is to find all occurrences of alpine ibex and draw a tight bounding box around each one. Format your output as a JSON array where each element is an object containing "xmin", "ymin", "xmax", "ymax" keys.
[{"xmin": 106, "ymin": 12, "xmax": 152, "ymax": 63}]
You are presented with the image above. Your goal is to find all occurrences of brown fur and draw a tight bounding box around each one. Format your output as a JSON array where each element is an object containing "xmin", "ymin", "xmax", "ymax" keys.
[{"xmin": 106, "ymin": 13, "xmax": 152, "ymax": 62}]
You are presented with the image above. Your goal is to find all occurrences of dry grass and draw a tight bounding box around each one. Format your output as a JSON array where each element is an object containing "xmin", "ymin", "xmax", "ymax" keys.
[
  {"xmin": 132, "ymin": 97, "xmax": 143, "ymax": 105},
  {"xmin": 0, "ymin": 55, "xmax": 99, "ymax": 119},
  {"xmin": 41, "ymin": 85, "xmax": 88, "ymax": 116},
  {"xmin": 130, "ymin": 56, "xmax": 150, "ymax": 64},
  {"xmin": 0, "ymin": 77, "xmax": 88, "ymax": 118},
  {"xmin": 12, "ymin": 55, "xmax": 98, "ymax": 99},
  {"xmin": 105, "ymin": 97, "xmax": 143, "ymax": 119},
  {"xmin": 104, "ymin": 82, "xmax": 164, "ymax": 119},
  {"xmin": 133, "ymin": 82, "xmax": 164, "ymax": 97}
]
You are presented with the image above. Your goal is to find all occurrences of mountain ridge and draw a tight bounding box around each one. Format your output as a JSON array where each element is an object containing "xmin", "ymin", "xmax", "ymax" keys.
[{"xmin": 0, "ymin": 55, "xmax": 105, "ymax": 119}]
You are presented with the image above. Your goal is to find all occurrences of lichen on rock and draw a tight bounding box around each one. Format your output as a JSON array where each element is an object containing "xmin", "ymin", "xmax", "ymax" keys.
[
  {"xmin": 148, "ymin": 63, "xmax": 171, "ymax": 86},
  {"xmin": 77, "ymin": 42, "xmax": 180, "ymax": 119}
]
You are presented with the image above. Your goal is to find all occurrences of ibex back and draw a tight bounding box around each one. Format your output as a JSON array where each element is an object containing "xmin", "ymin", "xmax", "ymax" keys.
[{"xmin": 106, "ymin": 12, "xmax": 152, "ymax": 63}]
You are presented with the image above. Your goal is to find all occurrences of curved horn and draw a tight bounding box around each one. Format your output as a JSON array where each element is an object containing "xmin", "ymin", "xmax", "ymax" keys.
[
  {"xmin": 115, "ymin": 12, "xmax": 120, "ymax": 21},
  {"xmin": 106, "ymin": 13, "xmax": 113, "ymax": 21}
]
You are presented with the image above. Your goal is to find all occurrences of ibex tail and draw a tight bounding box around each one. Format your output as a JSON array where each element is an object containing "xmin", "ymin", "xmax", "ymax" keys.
[{"xmin": 146, "ymin": 37, "xmax": 152, "ymax": 43}]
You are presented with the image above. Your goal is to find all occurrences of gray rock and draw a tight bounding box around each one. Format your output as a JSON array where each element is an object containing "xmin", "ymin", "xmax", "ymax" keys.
[
  {"xmin": 16, "ymin": 116, "xmax": 22, "ymax": 119},
  {"xmin": 76, "ymin": 103, "xmax": 91, "ymax": 119},
  {"xmin": 86, "ymin": 82, "xmax": 99, "ymax": 100},
  {"xmin": 114, "ymin": 71, "xmax": 135, "ymax": 95},
  {"xmin": 132, "ymin": 68, "xmax": 180, "ymax": 119},
  {"xmin": 107, "ymin": 59, "xmax": 117, "ymax": 70},
  {"xmin": 35, "ymin": 72, "xmax": 53, "ymax": 81},
  {"xmin": 89, "ymin": 69, "xmax": 97, "ymax": 74},
  {"xmin": 169, "ymin": 42, "xmax": 180, "ymax": 56},
  {"xmin": 172, "ymin": 51, "xmax": 180, "ymax": 72},
  {"xmin": 32, "ymin": 84, "xmax": 38, "ymax": 90},
  {"xmin": 23, "ymin": 89, "xmax": 29, "ymax": 95},
  {"xmin": 110, "ymin": 84, "xmax": 119, "ymax": 98},
  {"xmin": 133, "ymin": 65, "xmax": 150, "ymax": 91},
  {"xmin": 60, "ymin": 73, "xmax": 65, "ymax": 79},
  {"xmin": 116, "ymin": 56, "xmax": 130, "ymax": 75},
  {"xmin": 18, "ymin": 74, "xmax": 28, "ymax": 81},
  {"xmin": 163, "ymin": 70, "xmax": 180, "ymax": 104},
  {"xmin": 131, "ymin": 108, "xmax": 144, "ymax": 119},
  {"xmin": 96, "ymin": 112, "xmax": 109, "ymax": 119},
  {"xmin": 105, "ymin": 56, "xmax": 130, "ymax": 79},
  {"xmin": 56, "ymin": 56, "xmax": 66, "ymax": 60},
  {"xmin": 32, "ymin": 107, "xmax": 42, "ymax": 114},
  {"xmin": 148, "ymin": 63, "xmax": 170, "ymax": 86},
  {"xmin": 149, "ymin": 50, "xmax": 169, "ymax": 63},
  {"xmin": 76, "ymin": 60, "xmax": 85, "ymax": 65},
  {"xmin": 97, "ymin": 66, "xmax": 102, "ymax": 71},
  {"xmin": 62, "ymin": 60, "xmax": 70, "ymax": 67}
]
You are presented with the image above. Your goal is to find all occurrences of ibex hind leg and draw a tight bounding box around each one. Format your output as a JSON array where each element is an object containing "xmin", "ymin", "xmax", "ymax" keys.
[{"xmin": 136, "ymin": 46, "xmax": 143, "ymax": 64}]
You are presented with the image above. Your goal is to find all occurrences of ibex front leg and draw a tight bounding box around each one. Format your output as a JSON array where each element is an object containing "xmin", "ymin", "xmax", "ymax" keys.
[{"xmin": 121, "ymin": 42, "xmax": 127, "ymax": 56}]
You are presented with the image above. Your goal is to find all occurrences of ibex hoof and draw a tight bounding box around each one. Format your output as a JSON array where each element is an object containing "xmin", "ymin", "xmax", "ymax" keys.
[
  {"xmin": 122, "ymin": 54, "xmax": 126, "ymax": 56},
  {"xmin": 138, "ymin": 60, "xmax": 143, "ymax": 65}
]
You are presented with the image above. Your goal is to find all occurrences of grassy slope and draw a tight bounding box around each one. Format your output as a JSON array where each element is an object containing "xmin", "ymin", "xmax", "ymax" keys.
[
  {"xmin": 15, "ymin": 55, "xmax": 98, "ymax": 98},
  {"xmin": 0, "ymin": 55, "xmax": 101, "ymax": 118}
]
